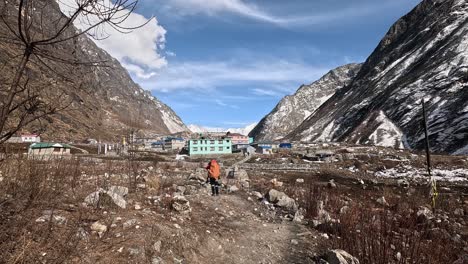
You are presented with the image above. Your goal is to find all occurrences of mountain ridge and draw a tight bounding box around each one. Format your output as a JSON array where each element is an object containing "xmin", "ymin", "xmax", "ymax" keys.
[{"xmin": 286, "ymin": 0, "xmax": 468, "ymax": 154}]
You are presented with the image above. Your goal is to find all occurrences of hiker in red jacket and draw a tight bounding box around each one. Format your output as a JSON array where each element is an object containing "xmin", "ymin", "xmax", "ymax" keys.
[{"xmin": 206, "ymin": 159, "xmax": 221, "ymax": 196}]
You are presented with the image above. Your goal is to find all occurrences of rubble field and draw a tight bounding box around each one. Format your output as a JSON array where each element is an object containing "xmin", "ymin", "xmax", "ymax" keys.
[{"xmin": 0, "ymin": 145, "xmax": 467, "ymax": 263}]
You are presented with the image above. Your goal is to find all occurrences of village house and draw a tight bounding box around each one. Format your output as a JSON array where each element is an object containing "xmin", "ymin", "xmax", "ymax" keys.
[
  {"xmin": 7, "ymin": 134, "xmax": 41, "ymax": 143},
  {"xmin": 252, "ymin": 141, "xmax": 279, "ymax": 155},
  {"xmin": 188, "ymin": 137, "xmax": 232, "ymax": 156},
  {"xmin": 151, "ymin": 141, "xmax": 165, "ymax": 152},
  {"xmin": 164, "ymin": 137, "xmax": 186, "ymax": 150},
  {"xmin": 28, "ymin": 143, "xmax": 71, "ymax": 156},
  {"xmin": 226, "ymin": 132, "xmax": 250, "ymax": 145}
]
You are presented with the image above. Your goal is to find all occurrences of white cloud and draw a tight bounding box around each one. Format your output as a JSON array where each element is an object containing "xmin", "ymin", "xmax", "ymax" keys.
[
  {"xmin": 162, "ymin": 0, "xmax": 420, "ymax": 26},
  {"xmin": 58, "ymin": 0, "xmax": 167, "ymax": 77},
  {"xmin": 139, "ymin": 59, "xmax": 328, "ymax": 93},
  {"xmin": 167, "ymin": 0, "xmax": 281, "ymax": 24}
]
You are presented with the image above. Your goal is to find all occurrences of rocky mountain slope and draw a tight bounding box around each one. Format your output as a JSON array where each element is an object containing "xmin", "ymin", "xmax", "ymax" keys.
[
  {"xmin": 287, "ymin": 0, "xmax": 468, "ymax": 154},
  {"xmin": 249, "ymin": 64, "xmax": 361, "ymax": 141},
  {"xmin": 0, "ymin": 1, "xmax": 187, "ymax": 142}
]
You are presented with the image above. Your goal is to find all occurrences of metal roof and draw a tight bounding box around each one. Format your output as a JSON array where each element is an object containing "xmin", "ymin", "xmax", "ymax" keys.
[{"xmin": 29, "ymin": 143, "xmax": 71, "ymax": 149}]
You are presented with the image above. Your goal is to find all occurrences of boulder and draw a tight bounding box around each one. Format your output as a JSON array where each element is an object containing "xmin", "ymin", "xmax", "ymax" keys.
[
  {"xmin": 189, "ymin": 168, "xmax": 207, "ymax": 182},
  {"xmin": 172, "ymin": 195, "xmax": 191, "ymax": 214},
  {"xmin": 296, "ymin": 178, "xmax": 305, "ymax": 183},
  {"xmin": 324, "ymin": 249, "xmax": 360, "ymax": 264},
  {"xmin": 266, "ymin": 189, "xmax": 297, "ymax": 211},
  {"xmin": 228, "ymin": 185, "xmax": 240, "ymax": 193},
  {"xmin": 266, "ymin": 189, "xmax": 286, "ymax": 203},
  {"xmin": 84, "ymin": 186, "xmax": 128, "ymax": 209}
]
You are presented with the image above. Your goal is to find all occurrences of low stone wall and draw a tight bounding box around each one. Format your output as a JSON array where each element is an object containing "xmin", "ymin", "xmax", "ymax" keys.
[{"xmin": 238, "ymin": 163, "xmax": 318, "ymax": 172}]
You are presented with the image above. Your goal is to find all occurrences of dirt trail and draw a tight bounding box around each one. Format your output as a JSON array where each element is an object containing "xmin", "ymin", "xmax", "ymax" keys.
[{"xmin": 184, "ymin": 191, "xmax": 318, "ymax": 264}]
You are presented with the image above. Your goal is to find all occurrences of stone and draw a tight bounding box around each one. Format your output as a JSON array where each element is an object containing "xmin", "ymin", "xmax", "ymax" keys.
[
  {"xmin": 235, "ymin": 169, "xmax": 249, "ymax": 182},
  {"xmin": 84, "ymin": 186, "xmax": 128, "ymax": 209},
  {"xmin": 128, "ymin": 247, "xmax": 143, "ymax": 256},
  {"xmin": 240, "ymin": 181, "xmax": 250, "ymax": 188},
  {"xmin": 252, "ymin": 191, "xmax": 263, "ymax": 199},
  {"xmin": 134, "ymin": 204, "xmax": 142, "ymax": 210},
  {"xmin": 277, "ymin": 195, "xmax": 297, "ymax": 211},
  {"xmin": 270, "ymin": 178, "xmax": 283, "ymax": 187},
  {"xmin": 91, "ymin": 221, "xmax": 107, "ymax": 238},
  {"xmin": 376, "ymin": 196, "xmax": 389, "ymax": 206},
  {"xmin": 228, "ymin": 185, "xmax": 240, "ymax": 193},
  {"xmin": 35, "ymin": 210, "xmax": 67, "ymax": 225},
  {"xmin": 152, "ymin": 257, "xmax": 164, "ymax": 264},
  {"xmin": 266, "ymin": 189, "xmax": 297, "ymax": 210},
  {"xmin": 324, "ymin": 249, "xmax": 360, "ymax": 264},
  {"xmin": 290, "ymin": 239, "xmax": 299, "ymax": 245},
  {"xmin": 417, "ymin": 206, "xmax": 434, "ymax": 223},
  {"xmin": 123, "ymin": 219, "xmax": 138, "ymax": 229},
  {"xmin": 189, "ymin": 168, "xmax": 207, "ymax": 182},
  {"xmin": 397, "ymin": 179, "xmax": 410, "ymax": 188},
  {"xmin": 153, "ymin": 241, "xmax": 162, "ymax": 253},
  {"xmin": 172, "ymin": 195, "xmax": 191, "ymax": 214},
  {"xmin": 266, "ymin": 189, "xmax": 286, "ymax": 203},
  {"xmin": 293, "ymin": 209, "xmax": 305, "ymax": 223},
  {"xmin": 176, "ymin": 186, "xmax": 186, "ymax": 194},
  {"xmin": 296, "ymin": 178, "xmax": 305, "ymax": 183},
  {"xmin": 328, "ymin": 180, "xmax": 337, "ymax": 189},
  {"xmin": 454, "ymin": 208, "xmax": 464, "ymax": 216},
  {"xmin": 339, "ymin": 206, "xmax": 350, "ymax": 215}
]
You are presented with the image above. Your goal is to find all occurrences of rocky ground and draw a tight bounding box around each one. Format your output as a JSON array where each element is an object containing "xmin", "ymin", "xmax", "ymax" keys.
[{"xmin": 0, "ymin": 145, "xmax": 467, "ymax": 263}]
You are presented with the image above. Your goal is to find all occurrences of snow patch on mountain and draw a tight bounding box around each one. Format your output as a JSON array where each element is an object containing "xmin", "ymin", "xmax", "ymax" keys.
[
  {"xmin": 367, "ymin": 111, "xmax": 404, "ymax": 149},
  {"xmin": 188, "ymin": 123, "xmax": 257, "ymax": 136}
]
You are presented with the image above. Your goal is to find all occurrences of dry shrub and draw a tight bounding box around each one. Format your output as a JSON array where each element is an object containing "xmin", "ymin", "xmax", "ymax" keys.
[
  {"xmin": 146, "ymin": 175, "xmax": 161, "ymax": 191},
  {"xmin": 0, "ymin": 156, "xmax": 90, "ymax": 263},
  {"xmin": 332, "ymin": 207, "xmax": 459, "ymax": 264}
]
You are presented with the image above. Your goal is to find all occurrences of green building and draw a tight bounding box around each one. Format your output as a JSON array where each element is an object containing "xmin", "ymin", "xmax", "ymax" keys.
[{"xmin": 188, "ymin": 138, "xmax": 232, "ymax": 156}]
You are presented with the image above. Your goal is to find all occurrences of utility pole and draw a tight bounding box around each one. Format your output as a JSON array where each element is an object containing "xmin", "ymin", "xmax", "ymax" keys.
[
  {"xmin": 422, "ymin": 100, "xmax": 432, "ymax": 176},
  {"xmin": 422, "ymin": 99, "xmax": 437, "ymax": 211}
]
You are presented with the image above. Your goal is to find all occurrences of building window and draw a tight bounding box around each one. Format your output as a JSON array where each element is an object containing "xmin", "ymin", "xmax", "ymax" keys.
[
  {"xmin": 192, "ymin": 140, "xmax": 198, "ymax": 145},
  {"xmin": 226, "ymin": 140, "xmax": 230, "ymax": 143},
  {"xmin": 218, "ymin": 140, "xmax": 223, "ymax": 144},
  {"xmin": 193, "ymin": 147, "xmax": 198, "ymax": 151},
  {"xmin": 227, "ymin": 146, "xmax": 230, "ymax": 150},
  {"xmin": 205, "ymin": 140, "xmax": 208, "ymax": 144},
  {"xmin": 210, "ymin": 147, "xmax": 215, "ymax": 151},
  {"xmin": 210, "ymin": 140, "xmax": 215, "ymax": 145},
  {"xmin": 219, "ymin": 147, "xmax": 223, "ymax": 151}
]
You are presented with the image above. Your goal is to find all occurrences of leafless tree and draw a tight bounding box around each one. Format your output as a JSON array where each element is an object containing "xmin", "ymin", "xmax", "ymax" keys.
[{"xmin": 0, "ymin": 0, "xmax": 149, "ymax": 144}]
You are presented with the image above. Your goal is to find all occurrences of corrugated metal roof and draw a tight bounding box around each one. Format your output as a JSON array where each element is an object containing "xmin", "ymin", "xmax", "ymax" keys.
[{"xmin": 29, "ymin": 143, "xmax": 71, "ymax": 149}]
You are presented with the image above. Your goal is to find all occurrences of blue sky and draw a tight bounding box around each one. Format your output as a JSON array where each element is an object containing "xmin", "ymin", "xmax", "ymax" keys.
[{"xmin": 72, "ymin": 0, "xmax": 422, "ymax": 128}]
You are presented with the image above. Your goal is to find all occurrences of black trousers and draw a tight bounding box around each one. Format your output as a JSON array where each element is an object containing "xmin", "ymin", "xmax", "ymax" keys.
[{"xmin": 209, "ymin": 178, "xmax": 220, "ymax": 195}]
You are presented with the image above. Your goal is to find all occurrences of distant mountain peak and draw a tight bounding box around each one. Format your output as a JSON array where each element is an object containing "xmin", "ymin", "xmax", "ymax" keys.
[{"xmin": 249, "ymin": 63, "xmax": 362, "ymax": 141}]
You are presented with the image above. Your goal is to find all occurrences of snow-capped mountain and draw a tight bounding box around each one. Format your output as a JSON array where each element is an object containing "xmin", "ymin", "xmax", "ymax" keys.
[
  {"xmin": 249, "ymin": 63, "xmax": 361, "ymax": 141},
  {"xmin": 188, "ymin": 123, "xmax": 257, "ymax": 136},
  {"xmin": 287, "ymin": 0, "xmax": 468, "ymax": 154}
]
